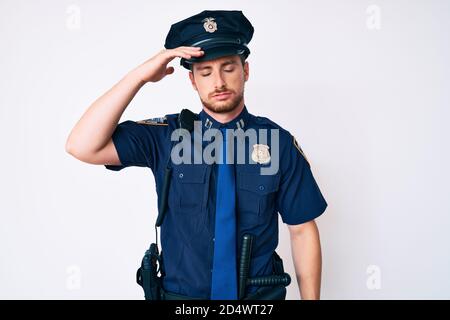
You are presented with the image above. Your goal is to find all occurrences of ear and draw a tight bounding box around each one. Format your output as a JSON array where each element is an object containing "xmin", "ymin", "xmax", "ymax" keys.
[
  {"xmin": 189, "ymin": 71, "xmax": 198, "ymax": 91},
  {"xmin": 244, "ymin": 61, "xmax": 249, "ymax": 82}
]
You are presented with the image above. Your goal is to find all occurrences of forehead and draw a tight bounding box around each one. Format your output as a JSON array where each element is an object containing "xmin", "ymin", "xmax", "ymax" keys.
[{"xmin": 193, "ymin": 54, "xmax": 240, "ymax": 71}]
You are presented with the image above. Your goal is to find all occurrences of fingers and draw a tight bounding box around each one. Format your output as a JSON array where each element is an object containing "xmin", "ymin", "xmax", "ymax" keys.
[
  {"xmin": 177, "ymin": 47, "xmax": 204, "ymax": 59},
  {"xmin": 165, "ymin": 47, "xmax": 204, "ymax": 60},
  {"xmin": 165, "ymin": 66, "xmax": 174, "ymax": 75}
]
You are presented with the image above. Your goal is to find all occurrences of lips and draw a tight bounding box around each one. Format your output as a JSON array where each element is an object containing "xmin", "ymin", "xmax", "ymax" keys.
[{"xmin": 213, "ymin": 92, "xmax": 232, "ymax": 99}]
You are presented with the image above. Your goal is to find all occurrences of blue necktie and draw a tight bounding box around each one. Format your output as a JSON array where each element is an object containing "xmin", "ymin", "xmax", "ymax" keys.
[{"xmin": 210, "ymin": 127, "xmax": 238, "ymax": 300}]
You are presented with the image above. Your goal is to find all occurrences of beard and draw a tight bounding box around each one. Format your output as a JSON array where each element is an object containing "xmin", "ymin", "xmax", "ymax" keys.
[{"xmin": 201, "ymin": 88, "xmax": 244, "ymax": 114}]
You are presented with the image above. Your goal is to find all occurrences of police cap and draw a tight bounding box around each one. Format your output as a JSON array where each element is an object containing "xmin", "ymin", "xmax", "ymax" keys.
[{"xmin": 164, "ymin": 10, "xmax": 254, "ymax": 70}]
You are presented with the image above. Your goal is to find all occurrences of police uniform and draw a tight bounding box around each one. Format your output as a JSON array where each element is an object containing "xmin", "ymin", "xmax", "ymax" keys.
[{"xmin": 105, "ymin": 10, "xmax": 328, "ymax": 299}]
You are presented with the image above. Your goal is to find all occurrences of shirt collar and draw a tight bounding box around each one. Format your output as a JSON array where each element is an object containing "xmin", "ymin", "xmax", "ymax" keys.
[{"xmin": 198, "ymin": 105, "xmax": 250, "ymax": 130}]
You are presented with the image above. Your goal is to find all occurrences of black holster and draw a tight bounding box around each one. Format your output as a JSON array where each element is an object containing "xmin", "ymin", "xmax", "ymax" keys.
[
  {"xmin": 136, "ymin": 243, "xmax": 165, "ymax": 300},
  {"xmin": 242, "ymin": 251, "xmax": 288, "ymax": 300},
  {"xmin": 272, "ymin": 250, "xmax": 285, "ymax": 275}
]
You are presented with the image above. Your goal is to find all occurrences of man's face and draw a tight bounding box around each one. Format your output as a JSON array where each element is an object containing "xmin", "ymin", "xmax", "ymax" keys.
[{"xmin": 189, "ymin": 54, "xmax": 249, "ymax": 114}]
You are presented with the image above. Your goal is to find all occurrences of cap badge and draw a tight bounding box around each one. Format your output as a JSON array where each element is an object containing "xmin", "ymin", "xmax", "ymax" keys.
[
  {"xmin": 251, "ymin": 144, "xmax": 271, "ymax": 164},
  {"xmin": 202, "ymin": 17, "xmax": 218, "ymax": 33}
]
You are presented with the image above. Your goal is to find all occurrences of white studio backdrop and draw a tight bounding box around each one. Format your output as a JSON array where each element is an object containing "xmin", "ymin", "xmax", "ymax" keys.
[{"xmin": 1, "ymin": 0, "xmax": 449, "ymax": 299}]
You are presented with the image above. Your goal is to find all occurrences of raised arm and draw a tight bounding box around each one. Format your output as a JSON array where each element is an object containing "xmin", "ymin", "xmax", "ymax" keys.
[{"xmin": 65, "ymin": 47, "xmax": 204, "ymax": 165}]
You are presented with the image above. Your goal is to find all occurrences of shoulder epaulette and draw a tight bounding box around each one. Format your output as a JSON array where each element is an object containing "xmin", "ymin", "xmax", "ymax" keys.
[{"xmin": 136, "ymin": 116, "xmax": 168, "ymax": 126}]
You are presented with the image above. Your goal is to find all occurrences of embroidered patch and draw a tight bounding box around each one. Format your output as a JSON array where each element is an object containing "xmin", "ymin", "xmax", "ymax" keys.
[
  {"xmin": 293, "ymin": 136, "xmax": 310, "ymax": 165},
  {"xmin": 136, "ymin": 116, "xmax": 168, "ymax": 125}
]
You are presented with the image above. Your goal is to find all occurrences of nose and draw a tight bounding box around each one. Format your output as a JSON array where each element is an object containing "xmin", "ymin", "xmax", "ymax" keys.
[{"xmin": 213, "ymin": 72, "xmax": 226, "ymax": 90}]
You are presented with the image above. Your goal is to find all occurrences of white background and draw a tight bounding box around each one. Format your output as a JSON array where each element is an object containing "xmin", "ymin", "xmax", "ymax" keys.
[{"xmin": 1, "ymin": 0, "xmax": 449, "ymax": 299}]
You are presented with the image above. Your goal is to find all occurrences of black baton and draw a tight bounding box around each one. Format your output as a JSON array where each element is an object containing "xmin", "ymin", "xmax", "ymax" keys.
[{"xmin": 238, "ymin": 233, "xmax": 253, "ymax": 299}]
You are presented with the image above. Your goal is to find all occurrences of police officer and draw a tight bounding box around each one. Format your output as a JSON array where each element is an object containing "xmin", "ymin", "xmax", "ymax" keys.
[{"xmin": 66, "ymin": 10, "xmax": 327, "ymax": 300}]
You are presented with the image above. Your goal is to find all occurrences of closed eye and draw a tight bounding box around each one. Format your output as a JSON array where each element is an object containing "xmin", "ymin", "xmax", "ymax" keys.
[{"xmin": 201, "ymin": 69, "xmax": 235, "ymax": 77}]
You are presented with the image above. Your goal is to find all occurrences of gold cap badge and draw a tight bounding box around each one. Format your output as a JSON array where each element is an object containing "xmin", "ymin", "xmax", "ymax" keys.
[{"xmin": 202, "ymin": 17, "xmax": 218, "ymax": 33}]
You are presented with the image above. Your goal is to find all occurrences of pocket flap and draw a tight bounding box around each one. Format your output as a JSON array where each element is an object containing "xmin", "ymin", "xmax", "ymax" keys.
[
  {"xmin": 173, "ymin": 164, "xmax": 207, "ymax": 184},
  {"xmin": 237, "ymin": 172, "xmax": 281, "ymax": 195}
]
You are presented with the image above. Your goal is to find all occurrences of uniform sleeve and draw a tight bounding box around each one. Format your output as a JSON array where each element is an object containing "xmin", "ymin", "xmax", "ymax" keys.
[
  {"xmin": 276, "ymin": 134, "xmax": 328, "ymax": 225},
  {"xmin": 104, "ymin": 120, "xmax": 157, "ymax": 171}
]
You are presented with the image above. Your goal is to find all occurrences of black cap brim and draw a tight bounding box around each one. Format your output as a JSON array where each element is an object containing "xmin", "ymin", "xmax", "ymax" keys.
[{"xmin": 181, "ymin": 44, "xmax": 249, "ymax": 70}]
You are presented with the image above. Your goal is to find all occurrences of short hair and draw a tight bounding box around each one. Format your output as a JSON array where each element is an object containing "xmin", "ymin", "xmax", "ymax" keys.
[{"xmin": 190, "ymin": 54, "xmax": 246, "ymax": 72}]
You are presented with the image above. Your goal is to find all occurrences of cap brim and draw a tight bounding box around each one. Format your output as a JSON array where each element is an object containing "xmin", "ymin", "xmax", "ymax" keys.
[{"xmin": 181, "ymin": 44, "xmax": 249, "ymax": 70}]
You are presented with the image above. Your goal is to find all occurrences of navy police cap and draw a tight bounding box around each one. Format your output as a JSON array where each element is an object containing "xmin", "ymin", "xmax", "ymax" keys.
[{"xmin": 164, "ymin": 10, "xmax": 254, "ymax": 70}]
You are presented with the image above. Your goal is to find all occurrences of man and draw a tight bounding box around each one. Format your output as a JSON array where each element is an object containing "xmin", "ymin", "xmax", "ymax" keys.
[{"xmin": 65, "ymin": 10, "xmax": 327, "ymax": 300}]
